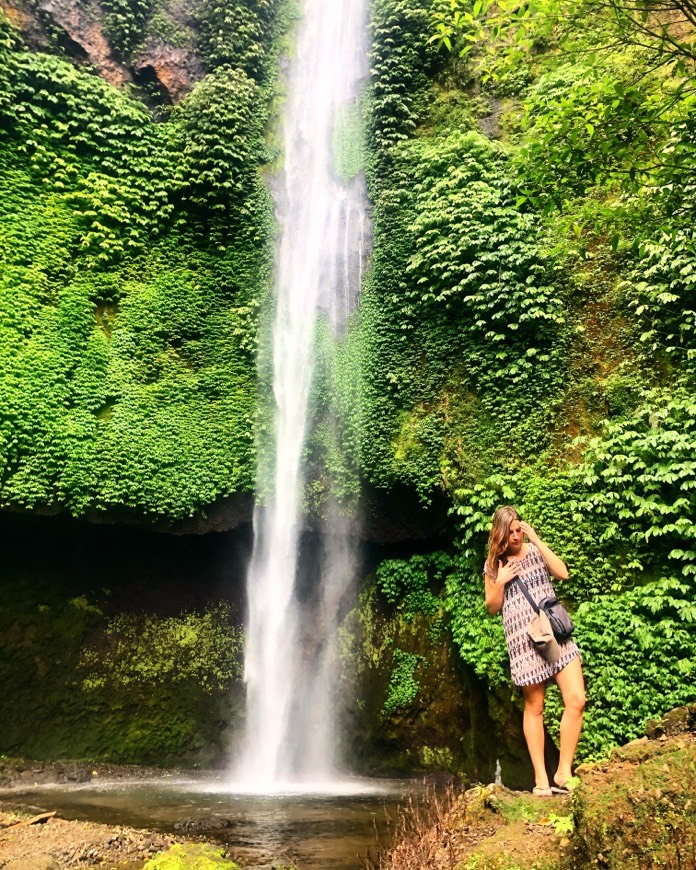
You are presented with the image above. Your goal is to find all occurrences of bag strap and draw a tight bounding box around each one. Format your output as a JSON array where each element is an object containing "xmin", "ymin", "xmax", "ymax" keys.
[{"xmin": 513, "ymin": 574, "xmax": 540, "ymax": 614}]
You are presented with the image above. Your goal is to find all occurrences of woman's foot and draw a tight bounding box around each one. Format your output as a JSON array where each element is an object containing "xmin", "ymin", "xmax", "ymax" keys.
[
  {"xmin": 532, "ymin": 785, "xmax": 553, "ymax": 797},
  {"xmin": 553, "ymin": 771, "xmax": 576, "ymax": 792}
]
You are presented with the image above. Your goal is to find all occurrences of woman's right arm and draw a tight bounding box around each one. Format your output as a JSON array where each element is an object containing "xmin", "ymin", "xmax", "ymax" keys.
[{"xmin": 485, "ymin": 561, "xmax": 518, "ymax": 614}]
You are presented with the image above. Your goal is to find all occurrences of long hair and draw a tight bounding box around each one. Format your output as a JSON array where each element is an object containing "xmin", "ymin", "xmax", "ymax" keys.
[{"xmin": 485, "ymin": 505, "xmax": 520, "ymax": 580}]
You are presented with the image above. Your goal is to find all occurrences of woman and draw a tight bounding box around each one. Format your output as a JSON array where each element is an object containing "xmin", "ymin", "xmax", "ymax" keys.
[{"xmin": 484, "ymin": 505, "xmax": 585, "ymax": 796}]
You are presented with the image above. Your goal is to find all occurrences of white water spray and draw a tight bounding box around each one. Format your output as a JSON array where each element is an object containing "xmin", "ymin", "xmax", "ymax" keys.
[{"xmin": 235, "ymin": 0, "xmax": 370, "ymax": 790}]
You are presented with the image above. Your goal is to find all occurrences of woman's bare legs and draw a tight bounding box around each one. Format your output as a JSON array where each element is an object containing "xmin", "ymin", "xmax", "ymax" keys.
[
  {"xmin": 521, "ymin": 681, "xmax": 548, "ymax": 789},
  {"xmin": 553, "ymin": 656, "xmax": 586, "ymax": 786}
]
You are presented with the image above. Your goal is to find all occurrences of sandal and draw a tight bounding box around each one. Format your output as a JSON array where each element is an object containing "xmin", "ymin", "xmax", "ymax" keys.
[
  {"xmin": 532, "ymin": 786, "xmax": 553, "ymax": 797},
  {"xmin": 553, "ymin": 775, "xmax": 578, "ymax": 794}
]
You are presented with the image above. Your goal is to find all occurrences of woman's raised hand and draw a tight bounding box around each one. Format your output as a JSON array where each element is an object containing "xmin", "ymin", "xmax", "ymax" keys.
[
  {"xmin": 497, "ymin": 560, "xmax": 518, "ymax": 585},
  {"xmin": 520, "ymin": 521, "xmax": 541, "ymax": 546}
]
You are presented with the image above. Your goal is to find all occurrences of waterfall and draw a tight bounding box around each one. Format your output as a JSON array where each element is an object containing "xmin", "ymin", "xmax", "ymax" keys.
[{"xmin": 234, "ymin": 0, "xmax": 370, "ymax": 790}]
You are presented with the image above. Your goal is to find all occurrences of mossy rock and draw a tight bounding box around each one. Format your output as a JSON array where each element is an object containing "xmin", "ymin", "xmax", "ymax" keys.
[
  {"xmin": 571, "ymin": 733, "xmax": 696, "ymax": 868},
  {"xmin": 0, "ymin": 522, "xmax": 247, "ymax": 767},
  {"xmin": 459, "ymin": 786, "xmax": 570, "ymax": 869},
  {"xmin": 339, "ymin": 585, "xmax": 506, "ymax": 781},
  {"xmin": 144, "ymin": 843, "xmax": 240, "ymax": 869}
]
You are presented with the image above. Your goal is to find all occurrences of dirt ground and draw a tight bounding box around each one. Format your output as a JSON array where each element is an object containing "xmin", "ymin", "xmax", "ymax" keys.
[
  {"xmin": 370, "ymin": 707, "xmax": 696, "ymax": 869},
  {"xmin": 0, "ymin": 803, "xmax": 178, "ymax": 869},
  {"xmin": 370, "ymin": 782, "xmax": 570, "ymax": 870}
]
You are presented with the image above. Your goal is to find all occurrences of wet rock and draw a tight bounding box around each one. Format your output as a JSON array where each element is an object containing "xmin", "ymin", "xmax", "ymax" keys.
[
  {"xmin": 173, "ymin": 816, "xmax": 235, "ymax": 833},
  {"xmin": 132, "ymin": 43, "xmax": 205, "ymax": 104},
  {"xmin": 0, "ymin": 0, "xmax": 204, "ymax": 105},
  {"xmin": 0, "ymin": 759, "xmax": 90, "ymax": 788},
  {"xmin": 0, "ymin": 0, "xmax": 50, "ymax": 49},
  {"xmin": 359, "ymin": 484, "xmax": 449, "ymax": 543},
  {"xmin": 0, "ymin": 757, "xmax": 188, "ymax": 790}
]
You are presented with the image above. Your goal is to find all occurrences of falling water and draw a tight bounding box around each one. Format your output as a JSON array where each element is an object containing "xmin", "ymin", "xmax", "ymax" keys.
[{"xmin": 235, "ymin": 0, "xmax": 370, "ymax": 789}]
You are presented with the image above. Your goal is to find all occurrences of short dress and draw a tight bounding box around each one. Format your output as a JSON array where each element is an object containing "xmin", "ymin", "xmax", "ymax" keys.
[{"xmin": 485, "ymin": 542, "xmax": 581, "ymax": 687}]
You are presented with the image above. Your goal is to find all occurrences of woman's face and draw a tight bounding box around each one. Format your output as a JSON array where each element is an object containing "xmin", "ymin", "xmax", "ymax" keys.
[{"xmin": 506, "ymin": 519, "xmax": 523, "ymax": 555}]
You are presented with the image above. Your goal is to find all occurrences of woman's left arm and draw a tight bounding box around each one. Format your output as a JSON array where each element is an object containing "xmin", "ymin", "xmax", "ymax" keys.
[{"xmin": 520, "ymin": 521, "xmax": 569, "ymax": 580}]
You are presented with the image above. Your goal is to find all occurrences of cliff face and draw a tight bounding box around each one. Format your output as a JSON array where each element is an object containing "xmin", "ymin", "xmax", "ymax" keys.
[
  {"xmin": 0, "ymin": 0, "xmax": 203, "ymax": 101},
  {"xmin": 0, "ymin": 0, "xmax": 289, "ymax": 531},
  {"xmin": 358, "ymin": 0, "xmax": 696, "ymax": 772}
]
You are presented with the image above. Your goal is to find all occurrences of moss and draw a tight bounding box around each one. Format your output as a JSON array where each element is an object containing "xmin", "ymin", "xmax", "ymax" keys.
[
  {"xmin": 339, "ymin": 580, "xmax": 527, "ymax": 784},
  {"xmin": 419, "ymin": 745, "xmax": 455, "ymax": 770},
  {"xmin": 0, "ymin": 530, "xmax": 246, "ymax": 765},
  {"xmin": 144, "ymin": 843, "xmax": 240, "ymax": 869}
]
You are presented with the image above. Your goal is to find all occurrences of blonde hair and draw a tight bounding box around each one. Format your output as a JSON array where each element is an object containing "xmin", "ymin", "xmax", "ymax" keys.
[{"xmin": 485, "ymin": 505, "xmax": 520, "ymax": 580}]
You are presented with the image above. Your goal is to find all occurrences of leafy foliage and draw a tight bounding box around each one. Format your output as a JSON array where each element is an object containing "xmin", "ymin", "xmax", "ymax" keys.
[
  {"xmin": 516, "ymin": 58, "xmax": 665, "ymax": 209},
  {"xmin": 376, "ymin": 553, "xmax": 445, "ymax": 619},
  {"xmin": 0, "ymin": 4, "xmax": 284, "ymax": 517},
  {"xmin": 101, "ymin": 0, "xmax": 157, "ymax": 56},
  {"xmin": 195, "ymin": 0, "xmax": 286, "ymax": 79},
  {"xmin": 382, "ymin": 649, "xmax": 428, "ymax": 716},
  {"xmin": 625, "ymin": 228, "xmax": 696, "ymax": 371},
  {"xmin": 572, "ymin": 389, "xmax": 696, "ymax": 586},
  {"xmin": 368, "ymin": 0, "xmax": 441, "ymax": 154},
  {"xmin": 403, "ymin": 130, "xmax": 566, "ymax": 397},
  {"xmin": 173, "ymin": 65, "xmax": 263, "ymax": 216},
  {"xmin": 561, "ymin": 576, "xmax": 695, "ymax": 757}
]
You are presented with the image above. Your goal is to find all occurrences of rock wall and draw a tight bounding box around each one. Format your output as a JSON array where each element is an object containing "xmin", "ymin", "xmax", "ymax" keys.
[
  {"xmin": 0, "ymin": 0, "xmax": 203, "ymax": 102},
  {"xmin": 338, "ymin": 582, "xmax": 541, "ymax": 788}
]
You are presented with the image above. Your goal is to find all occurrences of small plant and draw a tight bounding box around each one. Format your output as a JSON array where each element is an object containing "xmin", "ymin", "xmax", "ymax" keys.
[
  {"xmin": 144, "ymin": 843, "xmax": 239, "ymax": 869},
  {"xmin": 545, "ymin": 812, "xmax": 575, "ymax": 835}
]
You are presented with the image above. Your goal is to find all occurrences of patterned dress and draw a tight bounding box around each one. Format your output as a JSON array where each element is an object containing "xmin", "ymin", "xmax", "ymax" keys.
[{"xmin": 486, "ymin": 542, "xmax": 581, "ymax": 687}]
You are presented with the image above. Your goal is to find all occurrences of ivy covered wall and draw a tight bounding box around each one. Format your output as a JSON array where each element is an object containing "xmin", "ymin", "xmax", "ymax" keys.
[
  {"xmin": 0, "ymin": 0, "xmax": 290, "ymax": 521},
  {"xmin": 0, "ymin": 514, "xmax": 250, "ymax": 764},
  {"xmin": 350, "ymin": 0, "xmax": 696, "ymax": 765}
]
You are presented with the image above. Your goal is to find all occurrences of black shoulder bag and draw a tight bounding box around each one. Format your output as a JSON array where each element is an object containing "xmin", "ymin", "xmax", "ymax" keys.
[{"xmin": 514, "ymin": 575, "xmax": 575, "ymax": 643}]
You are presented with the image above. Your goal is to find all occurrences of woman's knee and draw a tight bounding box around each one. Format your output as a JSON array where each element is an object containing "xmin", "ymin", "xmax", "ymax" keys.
[
  {"xmin": 556, "ymin": 658, "xmax": 586, "ymax": 714},
  {"xmin": 564, "ymin": 690, "xmax": 586, "ymax": 715},
  {"xmin": 522, "ymin": 688, "xmax": 545, "ymax": 717}
]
